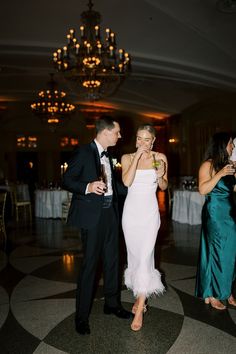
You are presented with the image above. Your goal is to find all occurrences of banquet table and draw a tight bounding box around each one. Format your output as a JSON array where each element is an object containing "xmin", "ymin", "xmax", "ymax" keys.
[
  {"xmin": 0, "ymin": 184, "xmax": 30, "ymax": 201},
  {"xmin": 35, "ymin": 189, "xmax": 69, "ymax": 218},
  {"xmin": 172, "ymin": 189, "xmax": 205, "ymax": 225}
]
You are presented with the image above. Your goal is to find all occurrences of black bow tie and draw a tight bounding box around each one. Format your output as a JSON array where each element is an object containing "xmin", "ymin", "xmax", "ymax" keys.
[{"xmin": 101, "ymin": 150, "xmax": 109, "ymax": 158}]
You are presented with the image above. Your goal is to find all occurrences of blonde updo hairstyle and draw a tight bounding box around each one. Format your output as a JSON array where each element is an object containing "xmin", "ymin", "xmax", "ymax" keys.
[{"xmin": 137, "ymin": 124, "xmax": 156, "ymax": 138}]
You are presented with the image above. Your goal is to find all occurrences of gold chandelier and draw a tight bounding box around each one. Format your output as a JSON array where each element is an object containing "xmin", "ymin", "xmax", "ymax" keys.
[
  {"xmin": 31, "ymin": 74, "xmax": 75, "ymax": 128},
  {"xmin": 52, "ymin": 0, "xmax": 131, "ymax": 100}
]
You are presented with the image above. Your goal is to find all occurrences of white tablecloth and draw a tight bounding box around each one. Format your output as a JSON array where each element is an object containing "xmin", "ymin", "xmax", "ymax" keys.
[
  {"xmin": 172, "ymin": 190, "xmax": 205, "ymax": 225},
  {"xmin": 35, "ymin": 189, "xmax": 69, "ymax": 218},
  {"xmin": 0, "ymin": 184, "xmax": 30, "ymax": 201}
]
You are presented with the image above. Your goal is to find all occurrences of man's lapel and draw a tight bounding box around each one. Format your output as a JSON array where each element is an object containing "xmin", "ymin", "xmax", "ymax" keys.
[
  {"xmin": 108, "ymin": 155, "xmax": 118, "ymax": 197},
  {"xmin": 90, "ymin": 142, "xmax": 117, "ymax": 196},
  {"xmin": 90, "ymin": 141, "xmax": 101, "ymax": 178}
]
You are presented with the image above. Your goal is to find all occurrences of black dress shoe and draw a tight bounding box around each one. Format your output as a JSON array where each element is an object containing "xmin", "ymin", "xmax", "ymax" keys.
[
  {"xmin": 75, "ymin": 320, "xmax": 91, "ymax": 335},
  {"xmin": 103, "ymin": 304, "xmax": 132, "ymax": 319}
]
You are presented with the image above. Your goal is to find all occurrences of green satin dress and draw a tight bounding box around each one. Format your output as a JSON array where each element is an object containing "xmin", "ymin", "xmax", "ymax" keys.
[{"xmin": 195, "ymin": 175, "xmax": 236, "ymax": 300}]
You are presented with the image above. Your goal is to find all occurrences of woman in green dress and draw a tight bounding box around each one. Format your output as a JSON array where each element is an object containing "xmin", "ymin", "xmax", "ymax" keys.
[{"xmin": 195, "ymin": 132, "xmax": 236, "ymax": 310}]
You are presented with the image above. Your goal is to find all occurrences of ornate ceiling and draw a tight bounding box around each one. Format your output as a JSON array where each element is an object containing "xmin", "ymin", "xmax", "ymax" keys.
[{"xmin": 0, "ymin": 0, "xmax": 236, "ymax": 122}]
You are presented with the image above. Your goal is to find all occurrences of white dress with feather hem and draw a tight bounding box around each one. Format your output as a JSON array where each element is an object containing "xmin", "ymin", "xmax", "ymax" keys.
[{"xmin": 122, "ymin": 169, "xmax": 165, "ymax": 297}]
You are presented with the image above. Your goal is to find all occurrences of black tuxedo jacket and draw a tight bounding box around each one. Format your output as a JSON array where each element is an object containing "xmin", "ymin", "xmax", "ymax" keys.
[{"xmin": 62, "ymin": 141, "xmax": 126, "ymax": 229}]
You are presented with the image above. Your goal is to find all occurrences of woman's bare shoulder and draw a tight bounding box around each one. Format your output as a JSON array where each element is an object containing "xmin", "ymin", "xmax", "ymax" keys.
[
  {"xmin": 122, "ymin": 153, "xmax": 132, "ymax": 160},
  {"xmin": 121, "ymin": 153, "xmax": 134, "ymax": 164},
  {"xmin": 122, "ymin": 152, "xmax": 135, "ymax": 158},
  {"xmin": 200, "ymin": 160, "xmax": 212, "ymax": 169},
  {"xmin": 199, "ymin": 160, "xmax": 212, "ymax": 175},
  {"xmin": 153, "ymin": 151, "xmax": 167, "ymax": 161}
]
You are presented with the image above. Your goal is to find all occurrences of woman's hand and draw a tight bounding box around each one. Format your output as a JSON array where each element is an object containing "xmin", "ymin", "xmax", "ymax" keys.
[
  {"xmin": 134, "ymin": 145, "xmax": 150, "ymax": 160},
  {"xmin": 218, "ymin": 164, "xmax": 235, "ymax": 177},
  {"xmin": 199, "ymin": 161, "xmax": 235, "ymax": 195},
  {"xmin": 155, "ymin": 159, "xmax": 166, "ymax": 178},
  {"xmin": 154, "ymin": 154, "xmax": 168, "ymax": 191}
]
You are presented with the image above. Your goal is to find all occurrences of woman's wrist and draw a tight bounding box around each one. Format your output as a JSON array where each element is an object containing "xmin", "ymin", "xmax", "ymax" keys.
[
  {"xmin": 158, "ymin": 176, "xmax": 167, "ymax": 183},
  {"xmin": 157, "ymin": 175, "xmax": 164, "ymax": 180},
  {"xmin": 158, "ymin": 177, "xmax": 168, "ymax": 190},
  {"xmin": 158, "ymin": 176, "xmax": 164, "ymax": 185}
]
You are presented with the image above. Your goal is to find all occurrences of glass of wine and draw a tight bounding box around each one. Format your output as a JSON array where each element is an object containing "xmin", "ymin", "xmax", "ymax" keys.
[
  {"xmin": 100, "ymin": 164, "xmax": 108, "ymax": 192},
  {"xmin": 229, "ymin": 159, "xmax": 236, "ymax": 172}
]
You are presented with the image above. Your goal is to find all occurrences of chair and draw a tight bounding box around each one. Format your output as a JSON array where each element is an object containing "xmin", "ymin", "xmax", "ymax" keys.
[
  {"xmin": 11, "ymin": 185, "xmax": 32, "ymax": 222},
  {"xmin": 62, "ymin": 192, "xmax": 72, "ymax": 222},
  {"xmin": 0, "ymin": 192, "xmax": 7, "ymax": 241}
]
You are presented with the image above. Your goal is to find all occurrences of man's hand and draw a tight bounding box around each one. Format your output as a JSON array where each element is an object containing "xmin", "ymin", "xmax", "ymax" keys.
[
  {"xmin": 88, "ymin": 180, "xmax": 107, "ymax": 195},
  {"xmin": 155, "ymin": 160, "xmax": 166, "ymax": 178}
]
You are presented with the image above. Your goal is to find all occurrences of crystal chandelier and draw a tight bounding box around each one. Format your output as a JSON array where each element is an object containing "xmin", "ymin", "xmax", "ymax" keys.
[
  {"xmin": 31, "ymin": 74, "xmax": 75, "ymax": 128},
  {"xmin": 52, "ymin": 0, "xmax": 131, "ymax": 100}
]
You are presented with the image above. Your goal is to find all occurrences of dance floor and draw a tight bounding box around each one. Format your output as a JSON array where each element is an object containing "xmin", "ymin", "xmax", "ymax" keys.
[{"xmin": 0, "ymin": 200, "xmax": 235, "ymax": 354}]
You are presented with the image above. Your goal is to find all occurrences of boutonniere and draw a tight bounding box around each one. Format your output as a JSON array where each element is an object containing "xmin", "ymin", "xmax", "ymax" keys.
[
  {"xmin": 112, "ymin": 158, "xmax": 117, "ymax": 168},
  {"xmin": 111, "ymin": 158, "xmax": 122, "ymax": 171}
]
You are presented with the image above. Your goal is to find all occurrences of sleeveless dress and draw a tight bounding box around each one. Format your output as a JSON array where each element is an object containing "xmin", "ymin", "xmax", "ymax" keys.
[
  {"xmin": 122, "ymin": 169, "xmax": 165, "ymax": 298},
  {"xmin": 195, "ymin": 175, "xmax": 236, "ymax": 300}
]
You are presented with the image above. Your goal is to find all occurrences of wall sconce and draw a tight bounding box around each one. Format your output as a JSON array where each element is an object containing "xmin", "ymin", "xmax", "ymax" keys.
[{"xmin": 169, "ymin": 138, "xmax": 178, "ymax": 143}]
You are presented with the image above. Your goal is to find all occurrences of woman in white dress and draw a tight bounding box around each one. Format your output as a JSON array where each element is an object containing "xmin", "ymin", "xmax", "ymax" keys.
[{"xmin": 121, "ymin": 124, "xmax": 168, "ymax": 331}]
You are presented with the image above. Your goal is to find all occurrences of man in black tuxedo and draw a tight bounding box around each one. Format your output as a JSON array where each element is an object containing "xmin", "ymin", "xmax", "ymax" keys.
[{"xmin": 63, "ymin": 116, "xmax": 131, "ymax": 335}]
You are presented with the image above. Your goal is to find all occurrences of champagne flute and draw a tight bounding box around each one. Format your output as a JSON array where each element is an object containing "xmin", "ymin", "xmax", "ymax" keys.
[{"xmin": 229, "ymin": 160, "xmax": 236, "ymax": 174}]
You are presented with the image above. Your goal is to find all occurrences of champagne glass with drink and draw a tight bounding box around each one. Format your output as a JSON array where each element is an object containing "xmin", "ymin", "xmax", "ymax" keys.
[
  {"xmin": 152, "ymin": 154, "xmax": 162, "ymax": 170},
  {"xmin": 229, "ymin": 159, "xmax": 236, "ymax": 173}
]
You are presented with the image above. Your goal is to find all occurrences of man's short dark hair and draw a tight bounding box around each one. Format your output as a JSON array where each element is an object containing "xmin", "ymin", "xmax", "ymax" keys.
[{"xmin": 95, "ymin": 115, "xmax": 117, "ymax": 134}]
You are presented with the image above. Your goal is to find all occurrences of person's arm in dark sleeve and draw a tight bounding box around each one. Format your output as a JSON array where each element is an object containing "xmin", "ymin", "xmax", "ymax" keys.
[{"xmin": 62, "ymin": 149, "xmax": 87, "ymax": 195}]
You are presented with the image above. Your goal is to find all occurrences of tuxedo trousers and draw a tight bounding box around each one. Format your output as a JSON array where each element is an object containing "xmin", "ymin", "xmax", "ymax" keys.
[{"xmin": 76, "ymin": 204, "xmax": 119, "ymax": 321}]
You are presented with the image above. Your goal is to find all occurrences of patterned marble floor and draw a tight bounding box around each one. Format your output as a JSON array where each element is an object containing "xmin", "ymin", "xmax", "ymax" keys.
[{"xmin": 0, "ymin": 214, "xmax": 235, "ymax": 354}]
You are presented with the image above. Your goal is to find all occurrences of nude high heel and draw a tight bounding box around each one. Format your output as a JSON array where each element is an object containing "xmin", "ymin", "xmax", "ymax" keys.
[
  {"xmin": 209, "ymin": 297, "xmax": 226, "ymax": 310},
  {"xmin": 228, "ymin": 295, "xmax": 236, "ymax": 307},
  {"xmin": 132, "ymin": 303, "xmax": 148, "ymax": 315},
  {"xmin": 131, "ymin": 307, "xmax": 144, "ymax": 331}
]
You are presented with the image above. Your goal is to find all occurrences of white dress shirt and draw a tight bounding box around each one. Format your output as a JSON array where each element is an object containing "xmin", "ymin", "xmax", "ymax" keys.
[
  {"xmin": 85, "ymin": 140, "xmax": 113, "ymax": 196},
  {"xmin": 95, "ymin": 140, "xmax": 113, "ymax": 196}
]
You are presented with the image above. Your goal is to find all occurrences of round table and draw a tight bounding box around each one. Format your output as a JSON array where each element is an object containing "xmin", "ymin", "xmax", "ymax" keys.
[
  {"xmin": 35, "ymin": 189, "xmax": 69, "ymax": 218},
  {"xmin": 172, "ymin": 189, "xmax": 205, "ymax": 225}
]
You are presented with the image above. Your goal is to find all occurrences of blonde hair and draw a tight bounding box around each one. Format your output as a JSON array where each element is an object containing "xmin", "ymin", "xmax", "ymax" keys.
[{"xmin": 137, "ymin": 124, "xmax": 156, "ymax": 137}]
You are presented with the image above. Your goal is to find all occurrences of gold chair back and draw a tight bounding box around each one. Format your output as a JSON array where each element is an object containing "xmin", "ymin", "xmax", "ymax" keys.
[
  {"xmin": 10, "ymin": 184, "xmax": 32, "ymax": 222},
  {"xmin": 0, "ymin": 192, "xmax": 7, "ymax": 240}
]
